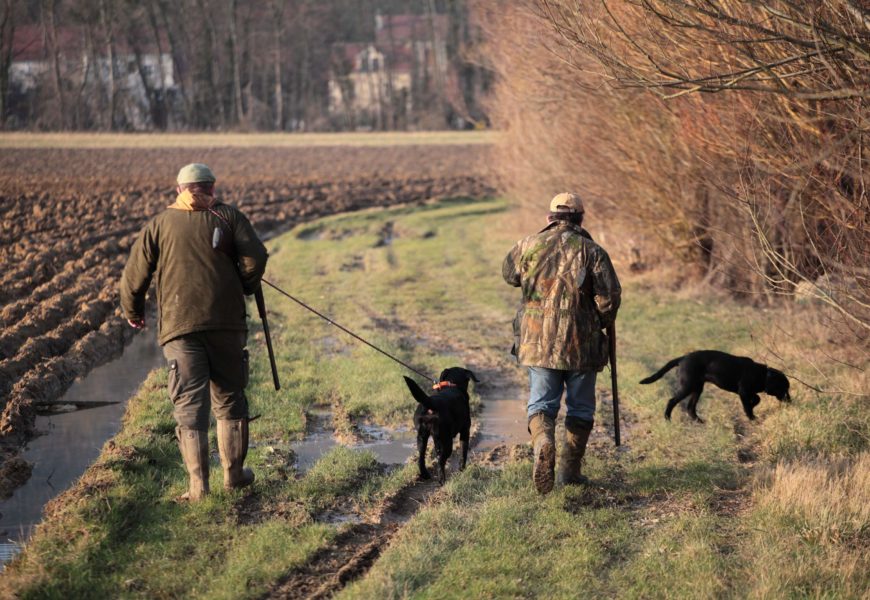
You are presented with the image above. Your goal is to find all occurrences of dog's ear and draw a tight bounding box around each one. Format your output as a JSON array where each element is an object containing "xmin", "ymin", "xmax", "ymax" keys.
[{"xmin": 464, "ymin": 368, "xmax": 479, "ymax": 383}]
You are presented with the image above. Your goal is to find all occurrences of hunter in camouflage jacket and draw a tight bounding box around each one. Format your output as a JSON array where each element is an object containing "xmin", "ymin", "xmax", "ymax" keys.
[{"xmin": 503, "ymin": 220, "xmax": 621, "ymax": 371}]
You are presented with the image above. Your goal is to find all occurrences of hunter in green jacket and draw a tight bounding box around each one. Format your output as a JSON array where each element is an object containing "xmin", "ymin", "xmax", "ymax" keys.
[
  {"xmin": 503, "ymin": 192, "xmax": 621, "ymax": 495},
  {"xmin": 120, "ymin": 163, "xmax": 267, "ymax": 502}
]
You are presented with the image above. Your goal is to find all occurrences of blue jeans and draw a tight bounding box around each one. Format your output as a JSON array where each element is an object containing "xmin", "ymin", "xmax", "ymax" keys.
[{"xmin": 527, "ymin": 367, "xmax": 597, "ymax": 422}]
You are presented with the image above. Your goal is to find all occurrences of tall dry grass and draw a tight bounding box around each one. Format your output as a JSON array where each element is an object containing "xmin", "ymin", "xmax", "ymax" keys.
[
  {"xmin": 476, "ymin": 0, "xmax": 870, "ymax": 343},
  {"xmin": 747, "ymin": 453, "xmax": 870, "ymax": 597}
]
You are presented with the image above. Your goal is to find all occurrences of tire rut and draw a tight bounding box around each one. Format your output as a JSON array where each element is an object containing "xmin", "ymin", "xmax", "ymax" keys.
[{"xmin": 264, "ymin": 478, "xmax": 441, "ymax": 600}]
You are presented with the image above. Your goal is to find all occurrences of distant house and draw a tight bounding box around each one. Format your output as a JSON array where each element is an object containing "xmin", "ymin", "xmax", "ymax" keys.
[
  {"xmin": 9, "ymin": 24, "xmax": 176, "ymax": 129},
  {"xmin": 328, "ymin": 13, "xmax": 448, "ymax": 129}
]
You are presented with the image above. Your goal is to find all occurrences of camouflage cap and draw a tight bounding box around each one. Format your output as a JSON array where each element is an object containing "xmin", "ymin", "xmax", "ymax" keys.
[
  {"xmin": 549, "ymin": 192, "xmax": 584, "ymax": 213},
  {"xmin": 176, "ymin": 163, "xmax": 216, "ymax": 185}
]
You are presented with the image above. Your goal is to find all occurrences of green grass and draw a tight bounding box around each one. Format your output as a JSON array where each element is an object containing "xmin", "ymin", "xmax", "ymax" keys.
[
  {"xmin": 1, "ymin": 196, "xmax": 513, "ymax": 598},
  {"xmin": 0, "ymin": 130, "xmax": 497, "ymax": 149},
  {"xmin": 3, "ymin": 197, "xmax": 867, "ymax": 599},
  {"xmin": 1, "ymin": 368, "xmax": 399, "ymax": 598}
]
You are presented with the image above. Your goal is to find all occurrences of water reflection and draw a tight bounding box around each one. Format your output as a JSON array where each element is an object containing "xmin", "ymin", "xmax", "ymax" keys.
[
  {"xmin": 476, "ymin": 395, "xmax": 528, "ymax": 451},
  {"xmin": 0, "ymin": 328, "xmax": 163, "ymax": 560},
  {"xmin": 290, "ymin": 394, "xmax": 528, "ymax": 473}
]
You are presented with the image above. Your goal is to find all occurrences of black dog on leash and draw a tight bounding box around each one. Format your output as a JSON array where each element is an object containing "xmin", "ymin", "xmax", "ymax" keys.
[
  {"xmin": 403, "ymin": 367, "xmax": 478, "ymax": 483},
  {"xmin": 640, "ymin": 350, "xmax": 791, "ymax": 423}
]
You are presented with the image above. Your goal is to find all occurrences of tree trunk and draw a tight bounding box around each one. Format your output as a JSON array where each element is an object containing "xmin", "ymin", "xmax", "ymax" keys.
[
  {"xmin": 99, "ymin": 0, "xmax": 117, "ymax": 130},
  {"xmin": 270, "ymin": 0, "xmax": 284, "ymax": 130},
  {"xmin": 145, "ymin": 0, "xmax": 168, "ymax": 129},
  {"xmin": 41, "ymin": 0, "xmax": 67, "ymax": 128},
  {"xmin": 155, "ymin": 0, "xmax": 190, "ymax": 125},
  {"xmin": 0, "ymin": 0, "xmax": 14, "ymax": 127},
  {"xmin": 227, "ymin": 0, "xmax": 244, "ymax": 125},
  {"xmin": 129, "ymin": 30, "xmax": 156, "ymax": 130},
  {"xmin": 425, "ymin": 0, "xmax": 446, "ymax": 122},
  {"xmin": 200, "ymin": 0, "xmax": 224, "ymax": 127}
]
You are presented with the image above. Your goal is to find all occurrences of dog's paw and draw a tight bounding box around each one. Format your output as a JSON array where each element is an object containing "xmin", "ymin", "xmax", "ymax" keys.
[{"xmin": 418, "ymin": 470, "xmax": 431, "ymax": 481}]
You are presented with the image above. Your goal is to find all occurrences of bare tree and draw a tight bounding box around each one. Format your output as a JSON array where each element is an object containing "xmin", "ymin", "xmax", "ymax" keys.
[
  {"xmin": 480, "ymin": 0, "xmax": 869, "ymax": 336},
  {"xmin": 0, "ymin": 0, "xmax": 15, "ymax": 126},
  {"xmin": 98, "ymin": 0, "xmax": 116, "ymax": 129},
  {"xmin": 40, "ymin": 0, "xmax": 67, "ymax": 128},
  {"xmin": 269, "ymin": 0, "xmax": 285, "ymax": 130}
]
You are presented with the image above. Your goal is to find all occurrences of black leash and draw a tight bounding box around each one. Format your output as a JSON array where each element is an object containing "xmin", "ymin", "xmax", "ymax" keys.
[{"xmin": 261, "ymin": 278, "xmax": 436, "ymax": 383}]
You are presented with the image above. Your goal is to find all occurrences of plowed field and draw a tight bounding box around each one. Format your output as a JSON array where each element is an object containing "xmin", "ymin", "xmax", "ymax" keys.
[{"xmin": 0, "ymin": 144, "xmax": 492, "ymax": 494}]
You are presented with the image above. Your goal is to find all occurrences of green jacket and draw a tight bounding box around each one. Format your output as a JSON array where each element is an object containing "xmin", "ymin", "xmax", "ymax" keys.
[
  {"xmin": 503, "ymin": 221, "xmax": 621, "ymax": 371},
  {"xmin": 120, "ymin": 203, "xmax": 268, "ymax": 345}
]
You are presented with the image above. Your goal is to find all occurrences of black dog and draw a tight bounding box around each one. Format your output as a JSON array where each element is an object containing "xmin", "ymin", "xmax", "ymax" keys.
[
  {"xmin": 403, "ymin": 367, "xmax": 478, "ymax": 483},
  {"xmin": 640, "ymin": 350, "xmax": 791, "ymax": 423}
]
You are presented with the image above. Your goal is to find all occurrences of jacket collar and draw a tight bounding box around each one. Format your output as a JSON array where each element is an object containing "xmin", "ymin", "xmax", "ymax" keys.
[
  {"xmin": 169, "ymin": 189, "xmax": 217, "ymax": 211},
  {"xmin": 538, "ymin": 220, "xmax": 585, "ymax": 236}
]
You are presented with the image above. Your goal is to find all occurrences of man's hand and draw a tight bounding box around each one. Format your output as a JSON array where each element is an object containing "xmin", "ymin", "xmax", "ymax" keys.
[{"xmin": 127, "ymin": 318, "xmax": 145, "ymax": 329}]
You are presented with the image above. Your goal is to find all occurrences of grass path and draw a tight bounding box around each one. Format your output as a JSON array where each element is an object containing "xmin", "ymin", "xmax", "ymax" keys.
[{"xmin": 2, "ymin": 197, "xmax": 866, "ymax": 599}]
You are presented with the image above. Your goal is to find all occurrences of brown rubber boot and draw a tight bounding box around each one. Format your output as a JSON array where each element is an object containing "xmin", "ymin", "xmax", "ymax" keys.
[
  {"xmin": 217, "ymin": 419, "xmax": 255, "ymax": 490},
  {"xmin": 558, "ymin": 417, "xmax": 593, "ymax": 486},
  {"xmin": 176, "ymin": 427, "xmax": 210, "ymax": 501},
  {"xmin": 528, "ymin": 412, "xmax": 556, "ymax": 494}
]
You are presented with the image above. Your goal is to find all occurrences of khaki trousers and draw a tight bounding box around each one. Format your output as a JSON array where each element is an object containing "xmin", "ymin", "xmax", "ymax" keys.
[{"xmin": 163, "ymin": 330, "xmax": 249, "ymax": 430}]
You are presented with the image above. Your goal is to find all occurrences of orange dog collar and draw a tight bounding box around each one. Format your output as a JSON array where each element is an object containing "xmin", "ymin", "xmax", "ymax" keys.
[{"xmin": 432, "ymin": 381, "xmax": 457, "ymax": 391}]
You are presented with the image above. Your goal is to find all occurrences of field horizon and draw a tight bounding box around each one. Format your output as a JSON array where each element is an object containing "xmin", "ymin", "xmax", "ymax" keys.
[{"xmin": 0, "ymin": 130, "xmax": 498, "ymax": 149}]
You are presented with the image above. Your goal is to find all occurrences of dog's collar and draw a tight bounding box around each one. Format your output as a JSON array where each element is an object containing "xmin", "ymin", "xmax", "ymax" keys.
[{"xmin": 432, "ymin": 381, "xmax": 457, "ymax": 391}]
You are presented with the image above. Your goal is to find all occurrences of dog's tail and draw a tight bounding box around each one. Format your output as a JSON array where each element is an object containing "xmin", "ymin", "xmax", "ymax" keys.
[
  {"xmin": 404, "ymin": 376, "xmax": 436, "ymax": 411},
  {"xmin": 639, "ymin": 356, "xmax": 685, "ymax": 384}
]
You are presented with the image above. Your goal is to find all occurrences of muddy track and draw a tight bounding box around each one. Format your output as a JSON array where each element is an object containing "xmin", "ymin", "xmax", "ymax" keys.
[
  {"xmin": 264, "ymin": 291, "xmax": 523, "ymax": 599},
  {"xmin": 265, "ymin": 478, "xmax": 441, "ymax": 600},
  {"xmin": 0, "ymin": 144, "xmax": 493, "ymax": 497}
]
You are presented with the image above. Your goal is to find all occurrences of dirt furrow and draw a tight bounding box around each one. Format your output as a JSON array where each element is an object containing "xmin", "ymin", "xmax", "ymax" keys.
[{"xmin": 265, "ymin": 474, "xmax": 441, "ymax": 600}]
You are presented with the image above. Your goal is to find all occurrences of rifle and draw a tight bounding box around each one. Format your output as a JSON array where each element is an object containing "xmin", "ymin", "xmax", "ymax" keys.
[
  {"xmin": 607, "ymin": 322, "xmax": 621, "ymax": 446},
  {"xmin": 255, "ymin": 286, "xmax": 281, "ymax": 391},
  {"xmin": 209, "ymin": 219, "xmax": 280, "ymax": 391}
]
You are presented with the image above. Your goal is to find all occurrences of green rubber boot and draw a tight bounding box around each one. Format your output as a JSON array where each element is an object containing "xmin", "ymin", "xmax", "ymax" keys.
[
  {"xmin": 217, "ymin": 419, "xmax": 255, "ymax": 490},
  {"xmin": 177, "ymin": 427, "xmax": 210, "ymax": 501}
]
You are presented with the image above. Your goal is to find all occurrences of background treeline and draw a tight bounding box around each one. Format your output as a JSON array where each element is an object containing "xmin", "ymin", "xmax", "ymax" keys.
[
  {"xmin": 478, "ymin": 0, "xmax": 869, "ymax": 342},
  {"xmin": 0, "ymin": 0, "xmax": 489, "ymax": 131}
]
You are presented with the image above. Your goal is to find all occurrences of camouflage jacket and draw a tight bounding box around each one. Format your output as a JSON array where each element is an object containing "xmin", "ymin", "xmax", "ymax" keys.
[{"xmin": 502, "ymin": 221, "xmax": 621, "ymax": 371}]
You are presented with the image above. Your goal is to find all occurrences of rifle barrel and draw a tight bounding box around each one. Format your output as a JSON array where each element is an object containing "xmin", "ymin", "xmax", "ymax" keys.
[
  {"xmin": 255, "ymin": 287, "xmax": 281, "ymax": 391},
  {"xmin": 608, "ymin": 322, "xmax": 621, "ymax": 446}
]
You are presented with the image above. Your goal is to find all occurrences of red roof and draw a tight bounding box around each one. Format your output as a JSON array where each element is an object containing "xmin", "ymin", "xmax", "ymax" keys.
[
  {"xmin": 331, "ymin": 14, "xmax": 448, "ymax": 76},
  {"xmin": 11, "ymin": 24, "xmax": 169, "ymax": 63},
  {"xmin": 375, "ymin": 14, "xmax": 448, "ymax": 47},
  {"xmin": 12, "ymin": 25, "xmax": 84, "ymax": 62}
]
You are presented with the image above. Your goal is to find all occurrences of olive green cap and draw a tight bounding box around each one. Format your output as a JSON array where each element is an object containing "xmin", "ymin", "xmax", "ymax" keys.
[
  {"xmin": 176, "ymin": 163, "xmax": 216, "ymax": 185},
  {"xmin": 549, "ymin": 192, "xmax": 584, "ymax": 213}
]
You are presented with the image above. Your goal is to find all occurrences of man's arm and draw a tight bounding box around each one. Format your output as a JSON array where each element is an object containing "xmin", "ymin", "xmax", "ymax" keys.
[
  {"xmin": 233, "ymin": 211, "xmax": 268, "ymax": 295},
  {"xmin": 120, "ymin": 223, "xmax": 159, "ymax": 326},
  {"xmin": 591, "ymin": 247, "xmax": 621, "ymax": 327},
  {"xmin": 502, "ymin": 242, "xmax": 523, "ymax": 288}
]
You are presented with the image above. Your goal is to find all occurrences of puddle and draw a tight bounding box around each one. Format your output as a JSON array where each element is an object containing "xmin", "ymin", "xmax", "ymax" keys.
[
  {"xmin": 0, "ymin": 328, "xmax": 163, "ymax": 563},
  {"xmin": 293, "ymin": 393, "xmax": 527, "ymax": 474},
  {"xmin": 292, "ymin": 410, "xmax": 415, "ymax": 472},
  {"xmin": 373, "ymin": 221, "xmax": 394, "ymax": 247},
  {"xmin": 475, "ymin": 395, "xmax": 528, "ymax": 452}
]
